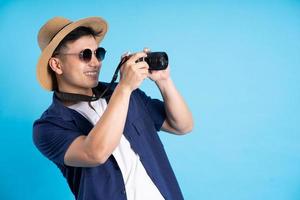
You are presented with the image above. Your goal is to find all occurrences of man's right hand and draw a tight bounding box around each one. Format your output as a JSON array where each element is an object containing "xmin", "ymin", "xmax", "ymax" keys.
[{"xmin": 119, "ymin": 51, "xmax": 149, "ymax": 92}]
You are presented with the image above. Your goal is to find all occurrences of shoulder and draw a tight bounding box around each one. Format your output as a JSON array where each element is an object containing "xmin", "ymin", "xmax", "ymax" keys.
[
  {"xmin": 131, "ymin": 88, "xmax": 159, "ymax": 108},
  {"xmin": 32, "ymin": 95, "xmax": 79, "ymax": 141}
]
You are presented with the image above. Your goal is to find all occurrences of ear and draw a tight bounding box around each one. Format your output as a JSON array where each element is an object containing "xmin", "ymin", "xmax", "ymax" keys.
[{"xmin": 49, "ymin": 57, "xmax": 63, "ymax": 75}]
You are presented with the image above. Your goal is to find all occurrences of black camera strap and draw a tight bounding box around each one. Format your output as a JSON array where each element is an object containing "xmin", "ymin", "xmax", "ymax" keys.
[{"xmin": 55, "ymin": 57, "xmax": 127, "ymax": 102}]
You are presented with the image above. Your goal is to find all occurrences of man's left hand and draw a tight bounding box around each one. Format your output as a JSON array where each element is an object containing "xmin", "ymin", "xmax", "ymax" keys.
[{"xmin": 143, "ymin": 48, "xmax": 171, "ymax": 83}]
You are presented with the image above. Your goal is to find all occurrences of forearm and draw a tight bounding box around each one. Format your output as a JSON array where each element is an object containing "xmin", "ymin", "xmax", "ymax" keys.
[
  {"xmin": 83, "ymin": 51, "xmax": 149, "ymax": 162},
  {"xmin": 156, "ymin": 78, "xmax": 193, "ymax": 133},
  {"xmin": 84, "ymin": 83, "xmax": 131, "ymax": 162}
]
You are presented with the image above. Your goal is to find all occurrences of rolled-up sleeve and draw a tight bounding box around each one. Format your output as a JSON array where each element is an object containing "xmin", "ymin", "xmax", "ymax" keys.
[{"xmin": 33, "ymin": 120, "xmax": 82, "ymax": 165}]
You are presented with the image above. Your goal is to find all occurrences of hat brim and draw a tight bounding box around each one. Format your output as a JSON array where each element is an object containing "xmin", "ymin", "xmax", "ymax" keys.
[{"xmin": 37, "ymin": 17, "xmax": 108, "ymax": 91}]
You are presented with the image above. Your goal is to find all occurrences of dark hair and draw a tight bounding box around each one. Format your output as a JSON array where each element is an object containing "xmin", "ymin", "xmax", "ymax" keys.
[
  {"xmin": 49, "ymin": 26, "xmax": 101, "ymax": 91},
  {"xmin": 53, "ymin": 26, "xmax": 101, "ymax": 55}
]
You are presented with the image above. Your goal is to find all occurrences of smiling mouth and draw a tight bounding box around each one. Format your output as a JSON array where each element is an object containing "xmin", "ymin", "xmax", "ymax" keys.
[{"xmin": 84, "ymin": 71, "xmax": 98, "ymax": 77}]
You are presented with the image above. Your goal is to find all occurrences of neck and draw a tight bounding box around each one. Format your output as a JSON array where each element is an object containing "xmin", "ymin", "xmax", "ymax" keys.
[
  {"xmin": 57, "ymin": 86, "xmax": 94, "ymax": 106},
  {"xmin": 58, "ymin": 85, "xmax": 93, "ymax": 96}
]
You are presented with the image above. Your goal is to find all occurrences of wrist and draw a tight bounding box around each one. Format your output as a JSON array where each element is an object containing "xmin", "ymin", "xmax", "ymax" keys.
[
  {"xmin": 155, "ymin": 77, "xmax": 172, "ymax": 88},
  {"xmin": 117, "ymin": 82, "xmax": 132, "ymax": 95}
]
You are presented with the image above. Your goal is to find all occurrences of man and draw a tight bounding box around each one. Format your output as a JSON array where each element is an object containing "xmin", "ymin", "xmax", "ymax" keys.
[{"xmin": 33, "ymin": 16, "xmax": 193, "ymax": 200}]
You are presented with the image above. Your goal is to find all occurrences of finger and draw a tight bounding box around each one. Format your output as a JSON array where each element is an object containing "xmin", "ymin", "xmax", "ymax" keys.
[
  {"xmin": 134, "ymin": 61, "xmax": 149, "ymax": 70},
  {"xmin": 143, "ymin": 47, "xmax": 151, "ymax": 53},
  {"xmin": 138, "ymin": 68, "xmax": 150, "ymax": 75},
  {"xmin": 127, "ymin": 52, "xmax": 147, "ymax": 64}
]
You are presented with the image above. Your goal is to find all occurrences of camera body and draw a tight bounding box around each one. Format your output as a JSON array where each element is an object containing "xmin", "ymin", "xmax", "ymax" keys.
[{"xmin": 128, "ymin": 52, "xmax": 169, "ymax": 70}]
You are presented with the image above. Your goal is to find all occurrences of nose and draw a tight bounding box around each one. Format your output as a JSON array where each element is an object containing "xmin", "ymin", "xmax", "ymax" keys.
[{"xmin": 89, "ymin": 52, "xmax": 101, "ymax": 67}]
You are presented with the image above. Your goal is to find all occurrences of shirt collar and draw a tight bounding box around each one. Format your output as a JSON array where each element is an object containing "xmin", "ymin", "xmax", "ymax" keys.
[{"xmin": 50, "ymin": 82, "xmax": 114, "ymax": 121}]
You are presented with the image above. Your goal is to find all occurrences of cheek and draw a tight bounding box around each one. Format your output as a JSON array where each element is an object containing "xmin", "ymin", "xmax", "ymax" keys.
[{"xmin": 62, "ymin": 61, "xmax": 85, "ymax": 81}]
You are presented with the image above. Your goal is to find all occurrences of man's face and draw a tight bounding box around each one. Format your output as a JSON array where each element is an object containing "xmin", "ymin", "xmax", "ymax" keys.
[{"xmin": 57, "ymin": 35, "xmax": 101, "ymax": 95}]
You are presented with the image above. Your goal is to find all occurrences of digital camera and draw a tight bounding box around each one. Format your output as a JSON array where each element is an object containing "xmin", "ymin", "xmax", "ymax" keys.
[{"xmin": 133, "ymin": 52, "xmax": 169, "ymax": 70}]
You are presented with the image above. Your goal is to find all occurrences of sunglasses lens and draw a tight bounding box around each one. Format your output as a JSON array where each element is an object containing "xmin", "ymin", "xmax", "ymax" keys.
[
  {"xmin": 81, "ymin": 49, "xmax": 93, "ymax": 62},
  {"xmin": 96, "ymin": 47, "xmax": 106, "ymax": 61},
  {"xmin": 79, "ymin": 48, "xmax": 106, "ymax": 62}
]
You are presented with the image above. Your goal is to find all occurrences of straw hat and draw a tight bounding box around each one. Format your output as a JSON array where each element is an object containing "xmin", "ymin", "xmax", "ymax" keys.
[{"xmin": 36, "ymin": 16, "xmax": 108, "ymax": 91}]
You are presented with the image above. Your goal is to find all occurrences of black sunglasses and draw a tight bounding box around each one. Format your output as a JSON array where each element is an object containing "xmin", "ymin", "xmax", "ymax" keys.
[{"xmin": 56, "ymin": 47, "xmax": 106, "ymax": 62}]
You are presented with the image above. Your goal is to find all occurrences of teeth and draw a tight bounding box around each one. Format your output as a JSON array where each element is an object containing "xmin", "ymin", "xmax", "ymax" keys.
[{"xmin": 85, "ymin": 71, "xmax": 97, "ymax": 76}]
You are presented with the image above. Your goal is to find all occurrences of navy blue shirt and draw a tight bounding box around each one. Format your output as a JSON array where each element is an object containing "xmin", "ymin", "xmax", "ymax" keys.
[{"xmin": 33, "ymin": 83, "xmax": 184, "ymax": 200}]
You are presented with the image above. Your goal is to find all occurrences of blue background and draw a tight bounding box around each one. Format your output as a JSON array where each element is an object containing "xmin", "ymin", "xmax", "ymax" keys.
[{"xmin": 0, "ymin": 0, "xmax": 300, "ymax": 199}]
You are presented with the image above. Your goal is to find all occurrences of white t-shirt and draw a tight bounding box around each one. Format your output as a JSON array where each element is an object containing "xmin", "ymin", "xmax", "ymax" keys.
[{"xmin": 68, "ymin": 98, "xmax": 164, "ymax": 200}]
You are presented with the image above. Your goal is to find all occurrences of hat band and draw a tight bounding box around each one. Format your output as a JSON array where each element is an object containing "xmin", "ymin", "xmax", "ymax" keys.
[{"xmin": 49, "ymin": 22, "xmax": 72, "ymax": 45}]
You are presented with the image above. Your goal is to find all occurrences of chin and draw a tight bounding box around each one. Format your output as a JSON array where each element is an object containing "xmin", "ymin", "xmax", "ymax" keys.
[
  {"xmin": 82, "ymin": 77, "xmax": 99, "ymax": 89},
  {"xmin": 90, "ymin": 80, "xmax": 99, "ymax": 88}
]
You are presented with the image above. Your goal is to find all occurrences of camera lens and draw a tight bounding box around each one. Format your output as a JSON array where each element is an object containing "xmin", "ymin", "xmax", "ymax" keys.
[{"xmin": 146, "ymin": 52, "xmax": 168, "ymax": 70}]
